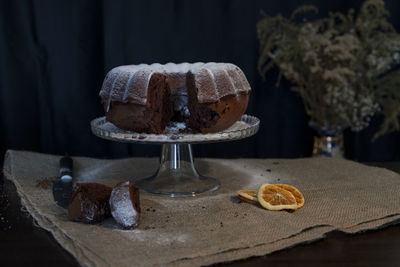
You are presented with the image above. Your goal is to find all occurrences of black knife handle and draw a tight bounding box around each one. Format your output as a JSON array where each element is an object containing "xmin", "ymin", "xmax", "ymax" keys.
[{"xmin": 60, "ymin": 156, "xmax": 73, "ymax": 181}]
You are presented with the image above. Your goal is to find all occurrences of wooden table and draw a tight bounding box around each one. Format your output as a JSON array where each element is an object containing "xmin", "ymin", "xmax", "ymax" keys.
[{"xmin": 1, "ymin": 162, "xmax": 400, "ymax": 267}]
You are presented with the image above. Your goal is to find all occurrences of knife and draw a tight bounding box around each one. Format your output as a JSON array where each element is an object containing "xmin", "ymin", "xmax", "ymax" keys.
[{"xmin": 52, "ymin": 156, "xmax": 74, "ymax": 208}]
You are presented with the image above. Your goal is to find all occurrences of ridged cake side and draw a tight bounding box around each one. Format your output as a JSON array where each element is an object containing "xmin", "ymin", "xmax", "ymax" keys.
[{"xmin": 189, "ymin": 63, "xmax": 251, "ymax": 103}]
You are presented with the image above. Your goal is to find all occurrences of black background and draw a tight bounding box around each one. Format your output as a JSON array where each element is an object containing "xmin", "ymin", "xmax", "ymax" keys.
[{"xmin": 1, "ymin": 0, "xmax": 399, "ymax": 162}]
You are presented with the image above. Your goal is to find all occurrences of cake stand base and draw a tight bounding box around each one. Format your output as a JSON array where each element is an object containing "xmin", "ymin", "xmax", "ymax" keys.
[
  {"xmin": 91, "ymin": 115, "xmax": 260, "ymax": 197},
  {"xmin": 133, "ymin": 144, "xmax": 220, "ymax": 197}
]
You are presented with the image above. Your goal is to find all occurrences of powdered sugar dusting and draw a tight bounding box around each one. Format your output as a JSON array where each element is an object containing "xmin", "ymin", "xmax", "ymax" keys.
[
  {"xmin": 165, "ymin": 122, "xmax": 186, "ymax": 134},
  {"xmin": 102, "ymin": 121, "xmax": 126, "ymax": 132},
  {"xmin": 225, "ymin": 121, "xmax": 248, "ymax": 131},
  {"xmin": 115, "ymin": 230, "xmax": 189, "ymax": 245},
  {"xmin": 154, "ymin": 233, "xmax": 189, "ymax": 245},
  {"xmin": 110, "ymin": 181, "xmax": 139, "ymax": 229},
  {"xmin": 99, "ymin": 62, "xmax": 251, "ymax": 107}
]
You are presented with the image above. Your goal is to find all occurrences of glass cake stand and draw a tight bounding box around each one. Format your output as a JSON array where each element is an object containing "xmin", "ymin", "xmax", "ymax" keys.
[{"xmin": 90, "ymin": 115, "xmax": 259, "ymax": 197}]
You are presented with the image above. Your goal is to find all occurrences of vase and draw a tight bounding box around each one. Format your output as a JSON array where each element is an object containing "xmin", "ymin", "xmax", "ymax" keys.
[
  {"xmin": 312, "ymin": 134, "xmax": 344, "ymax": 158},
  {"xmin": 308, "ymin": 121, "xmax": 345, "ymax": 158}
]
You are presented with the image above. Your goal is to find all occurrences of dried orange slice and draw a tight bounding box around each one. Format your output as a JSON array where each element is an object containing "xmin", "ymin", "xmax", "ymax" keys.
[
  {"xmin": 257, "ymin": 184, "xmax": 298, "ymax": 210},
  {"xmin": 275, "ymin": 184, "xmax": 304, "ymax": 208},
  {"xmin": 236, "ymin": 189, "xmax": 258, "ymax": 203}
]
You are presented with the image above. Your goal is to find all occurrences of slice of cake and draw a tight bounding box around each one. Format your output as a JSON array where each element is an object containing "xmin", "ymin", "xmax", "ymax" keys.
[
  {"xmin": 109, "ymin": 181, "xmax": 140, "ymax": 229},
  {"xmin": 68, "ymin": 183, "xmax": 112, "ymax": 224}
]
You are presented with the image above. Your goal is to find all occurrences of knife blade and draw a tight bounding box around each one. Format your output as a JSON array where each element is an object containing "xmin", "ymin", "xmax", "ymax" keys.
[{"xmin": 52, "ymin": 156, "xmax": 74, "ymax": 208}]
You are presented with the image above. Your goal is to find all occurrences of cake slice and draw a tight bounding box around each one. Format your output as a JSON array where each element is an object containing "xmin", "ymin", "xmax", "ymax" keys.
[
  {"xmin": 109, "ymin": 181, "xmax": 141, "ymax": 229},
  {"xmin": 68, "ymin": 183, "xmax": 112, "ymax": 224},
  {"xmin": 104, "ymin": 72, "xmax": 173, "ymax": 134},
  {"xmin": 186, "ymin": 63, "xmax": 250, "ymax": 133}
]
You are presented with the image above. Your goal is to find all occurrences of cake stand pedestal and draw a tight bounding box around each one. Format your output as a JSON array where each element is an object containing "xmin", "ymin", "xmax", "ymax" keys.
[{"xmin": 91, "ymin": 115, "xmax": 259, "ymax": 197}]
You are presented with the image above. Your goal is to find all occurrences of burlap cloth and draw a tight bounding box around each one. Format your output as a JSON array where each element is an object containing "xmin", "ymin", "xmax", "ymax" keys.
[{"xmin": 3, "ymin": 150, "xmax": 400, "ymax": 266}]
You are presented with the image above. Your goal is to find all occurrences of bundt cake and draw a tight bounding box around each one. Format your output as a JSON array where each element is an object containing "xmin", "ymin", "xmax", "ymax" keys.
[{"xmin": 99, "ymin": 63, "xmax": 251, "ymax": 134}]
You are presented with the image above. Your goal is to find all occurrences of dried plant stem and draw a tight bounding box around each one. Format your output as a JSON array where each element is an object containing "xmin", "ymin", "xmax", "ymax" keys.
[{"xmin": 257, "ymin": 0, "xmax": 400, "ymax": 139}]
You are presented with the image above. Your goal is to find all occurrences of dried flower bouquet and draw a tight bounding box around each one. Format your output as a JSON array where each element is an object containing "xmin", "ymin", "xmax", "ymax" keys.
[{"xmin": 257, "ymin": 0, "xmax": 400, "ymax": 139}]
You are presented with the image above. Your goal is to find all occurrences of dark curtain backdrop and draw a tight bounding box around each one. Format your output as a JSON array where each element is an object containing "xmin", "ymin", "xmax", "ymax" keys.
[{"xmin": 1, "ymin": 0, "xmax": 400, "ymax": 162}]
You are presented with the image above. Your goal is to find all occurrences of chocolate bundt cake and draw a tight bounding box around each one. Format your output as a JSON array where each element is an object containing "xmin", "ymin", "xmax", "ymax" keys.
[{"xmin": 99, "ymin": 63, "xmax": 251, "ymax": 134}]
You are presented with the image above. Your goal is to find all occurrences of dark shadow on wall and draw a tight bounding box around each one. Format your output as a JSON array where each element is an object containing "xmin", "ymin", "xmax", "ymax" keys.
[{"xmin": 1, "ymin": 0, "xmax": 399, "ymax": 162}]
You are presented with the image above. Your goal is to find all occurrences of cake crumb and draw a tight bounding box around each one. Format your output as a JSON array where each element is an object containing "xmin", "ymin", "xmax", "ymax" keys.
[
  {"xmin": 169, "ymin": 135, "xmax": 180, "ymax": 140},
  {"xmin": 35, "ymin": 176, "xmax": 59, "ymax": 189},
  {"xmin": 165, "ymin": 122, "xmax": 186, "ymax": 134}
]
